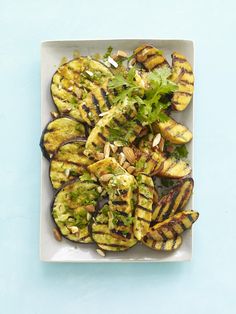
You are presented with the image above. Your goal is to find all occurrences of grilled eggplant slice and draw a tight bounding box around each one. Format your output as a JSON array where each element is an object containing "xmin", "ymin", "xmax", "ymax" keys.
[
  {"xmin": 52, "ymin": 179, "xmax": 101, "ymax": 243},
  {"xmin": 88, "ymin": 157, "xmax": 126, "ymax": 181},
  {"xmin": 153, "ymin": 117, "xmax": 192, "ymax": 144},
  {"xmin": 142, "ymin": 235, "xmax": 182, "ymax": 251},
  {"xmin": 40, "ymin": 117, "xmax": 86, "ymax": 159},
  {"xmin": 134, "ymin": 44, "xmax": 170, "ymax": 71},
  {"xmin": 51, "ymin": 57, "xmax": 113, "ymax": 121},
  {"xmin": 151, "ymin": 178, "xmax": 194, "ymax": 224},
  {"xmin": 91, "ymin": 205, "xmax": 137, "ymax": 251},
  {"xmin": 85, "ymin": 99, "xmax": 142, "ymax": 157},
  {"xmin": 49, "ymin": 141, "xmax": 94, "ymax": 189},
  {"xmin": 147, "ymin": 210, "xmax": 199, "ymax": 241},
  {"xmin": 133, "ymin": 174, "xmax": 154, "ymax": 240},
  {"xmin": 170, "ymin": 52, "xmax": 194, "ymax": 111}
]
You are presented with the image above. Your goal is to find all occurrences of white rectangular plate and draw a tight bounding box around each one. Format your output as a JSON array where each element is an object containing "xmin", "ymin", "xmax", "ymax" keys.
[{"xmin": 40, "ymin": 39, "xmax": 194, "ymax": 262}]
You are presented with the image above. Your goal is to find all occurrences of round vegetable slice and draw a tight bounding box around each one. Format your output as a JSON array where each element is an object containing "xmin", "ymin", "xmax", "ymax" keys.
[
  {"xmin": 90, "ymin": 205, "xmax": 137, "ymax": 252},
  {"xmin": 49, "ymin": 140, "xmax": 94, "ymax": 189},
  {"xmin": 40, "ymin": 116, "xmax": 86, "ymax": 159},
  {"xmin": 52, "ymin": 178, "xmax": 101, "ymax": 243},
  {"xmin": 51, "ymin": 57, "xmax": 113, "ymax": 121}
]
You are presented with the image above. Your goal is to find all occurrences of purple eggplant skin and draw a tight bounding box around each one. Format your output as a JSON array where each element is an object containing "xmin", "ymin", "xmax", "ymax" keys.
[{"xmin": 39, "ymin": 115, "xmax": 88, "ymax": 160}]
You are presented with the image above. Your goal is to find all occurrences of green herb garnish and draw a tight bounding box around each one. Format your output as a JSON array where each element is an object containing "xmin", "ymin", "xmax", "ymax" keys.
[
  {"xmin": 160, "ymin": 178, "xmax": 175, "ymax": 187},
  {"xmin": 103, "ymin": 46, "xmax": 113, "ymax": 60},
  {"xmin": 108, "ymin": 66, "xmax": 178, "ymax": 126}
]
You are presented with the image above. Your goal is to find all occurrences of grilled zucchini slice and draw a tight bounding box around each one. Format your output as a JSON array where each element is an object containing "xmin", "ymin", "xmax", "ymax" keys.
[
  {"xmin": 52, "ymin": 179, "xmax": 101, "ymax": 243},
  {"xmin": 49, "ymin": 141, "xmax": 94, "ymax": 189},
  {"xmin": 51, "ymin": 57, "xmax": 113, "ymax": 121},
  {"xmin": 151, "ymin": 178, "xmax": 194, "ymax": 224},
  {"xmin": 40, "ymin": 117, "xmax": 86, "ymax": 159},
  {"xmin": 134, "ymin": 44, "xmax": 170, "ymax": 71},
  {"xmin": 170, "ymin": 52, "xmax": 194, "ymax": 111},
  {"xmin": 133, "ymin": 174, "xmax": 154, "ymax": 240},
  {"xmin": 85, "ymin": 99, "xmax": 142, "ymax": 157},
  {"xmin": 153, "ymin": 117, "xmax": 192, "ymax": 144},
  {"xmin": 148, "ymin": 210, "xmax": 199, "ymax": 241},
  {"xmin": 142, "ymin": 235, "xmax": 182, "ymax": 251},
  {"xmin": 91, "ymin": 205, "xmax": 137, "ymax": 251}
]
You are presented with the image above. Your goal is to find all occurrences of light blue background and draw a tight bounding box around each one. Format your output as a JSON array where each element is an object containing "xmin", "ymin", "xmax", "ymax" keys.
[{"xmin": 0, "ymin": 0, "xmax": 235, "ymax": 313}]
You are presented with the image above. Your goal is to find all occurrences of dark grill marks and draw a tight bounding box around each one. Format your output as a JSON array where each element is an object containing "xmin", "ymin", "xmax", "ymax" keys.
[
  {"xmin": 113, "ymin": 118, "xmax": 122, "ymax": 127},
  {"xmin": 136, "ymin": 204, "xmax": 152, "ymax": 212},
  {"xmin": 112, "ymin": 200, "xmax": 127, "ymax": 206},
  {"xmin": 180, "ymin": 79, "xmax": 194, "ymax": 86},
  {"xmin": 157, "ymin": 229, "xmax": 168, "ymax": 241},
  {"xmin": 172, "ymin": 56, "xmax": 186, "ymax": 63},
  {"xmin": 161, "ymin": 189, "xmax": 180, "ymax": 221},
  {"xmin": 137, "ymin": 216, "xmax": 150, "ymax": 224},
  {"xmin": 92, "ymin": 94, "xmax": 101, "ymax": 114},
  {"xmin": 139, "ymin": 193, "xmax": 151, "ymax": 200},
  {"xmin": 98, "ymin": 132, "xmax": 107, "ymax": 142},
  {"xmin": 101, "ymin": 88, "xmax": 111, "ymax": 109},
  {"xmin": 111, "ymin": 229, "xmax": 131, "ymax": 239},
  {"xmin": 82, "ymin": 104, "xmax": 91, "ymax": 120},
  {"xmin": 55, "ymin": 159, "xmax": 87, "ymax": 167},
  {"xmin": 176, "ymin": 186, "xmax": 191, "ymax": 212},
  {"xmin": 97, "ymin": 242, "xmax": 127, "ymax": 248},
  {"xmin": 188, "ymin": 214, "xmax": 194, "ymax": 223},
  {"xmin": 152, "ymin": 60, "xmax": 169, "ymax": 70},
  {"xmin": 179, "ymin": 221, "xmax": 187, "ymax": 232},
  {"xmin": 79, "ymin": 235, "xmax": 90, "ymax": 241},
  {"xmin": 175, "ymin": 91, "xmax": 192, "ymax": 97}
]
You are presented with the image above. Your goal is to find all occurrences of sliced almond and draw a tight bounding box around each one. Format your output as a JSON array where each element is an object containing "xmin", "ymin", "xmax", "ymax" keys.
[
  {"xmin": 153, "ymin": 190, "xmax": 159, "ymax": 205},
  {"xmin": 158, "ymin": 138, "xmax": 165, "ymax": 152},
  {"xmin": 123, "ymin": 161, "xmax": 130, "ymax": 170},
  {"xmin": 127, "ymin": 166, "xmax": 135, "ymax": 174},
  {"xmin": 85, "ymin": 70, "xmax": 94, "ymax": 77},
  {"xmin": 118, "ymin": 152, "xmax": 126, "ymax": 165},
  {"xmin": 68, "ymin": 226, "xmax": 79, "ymax": 234},
  {"xmin": 87, "ymin": 212, "xmax": 92, "ymax": 221},
  {"xmin": 50, "ymin": 111, "xmax": 59, "ymax": 119},
  {"xmin": 110, "ymin": 144, "xmax": 118, "ymax": 153},
  {"xmin": 152, "ymin": 133, "xmax": 161, "ymax": 147},
  {"xmin": 53, "ymin": 228, "xmax": 62, "ymax": 241},
  {"xmin": 104, "ymin": 142, "xmax": 110, "ymax": 158},
  {"xmin": 96, "ymin": 249, "xmax": 106, "ymax": 257},
  {"xmin": 95, "ymin": 152, "xmax": 104, "ymax": 160},
  {"xmin": 99, "ymin": 111, "xmax": 109, "ymax": 117},
  {"xmin": 108, "ymin": 56, "xmax": 118, "ymax": 68},
  {"xmin": 64, "ymin": 168, "xmax": 70, "ymax": 177},
  {"xmin": 97, "ymin": 186, "xmax": 102, "ymax": 193},
  {"xmin": 100, "ymin": 174, "xmax": 113, "ymax": 182},
  {"xmin": 67, "ymin": 86, "xmax": 73, "ymax": 91},
  {"xmin": 123, "ymin": 147, "xmax": 136, "ymax": 165},
  {"xmin": 85, "ymin": 204, "xmax": 95, "ymax": 213},
  {"xmin": 117, "ymin": 50, "xmax": 128, "ymax": 58}
]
